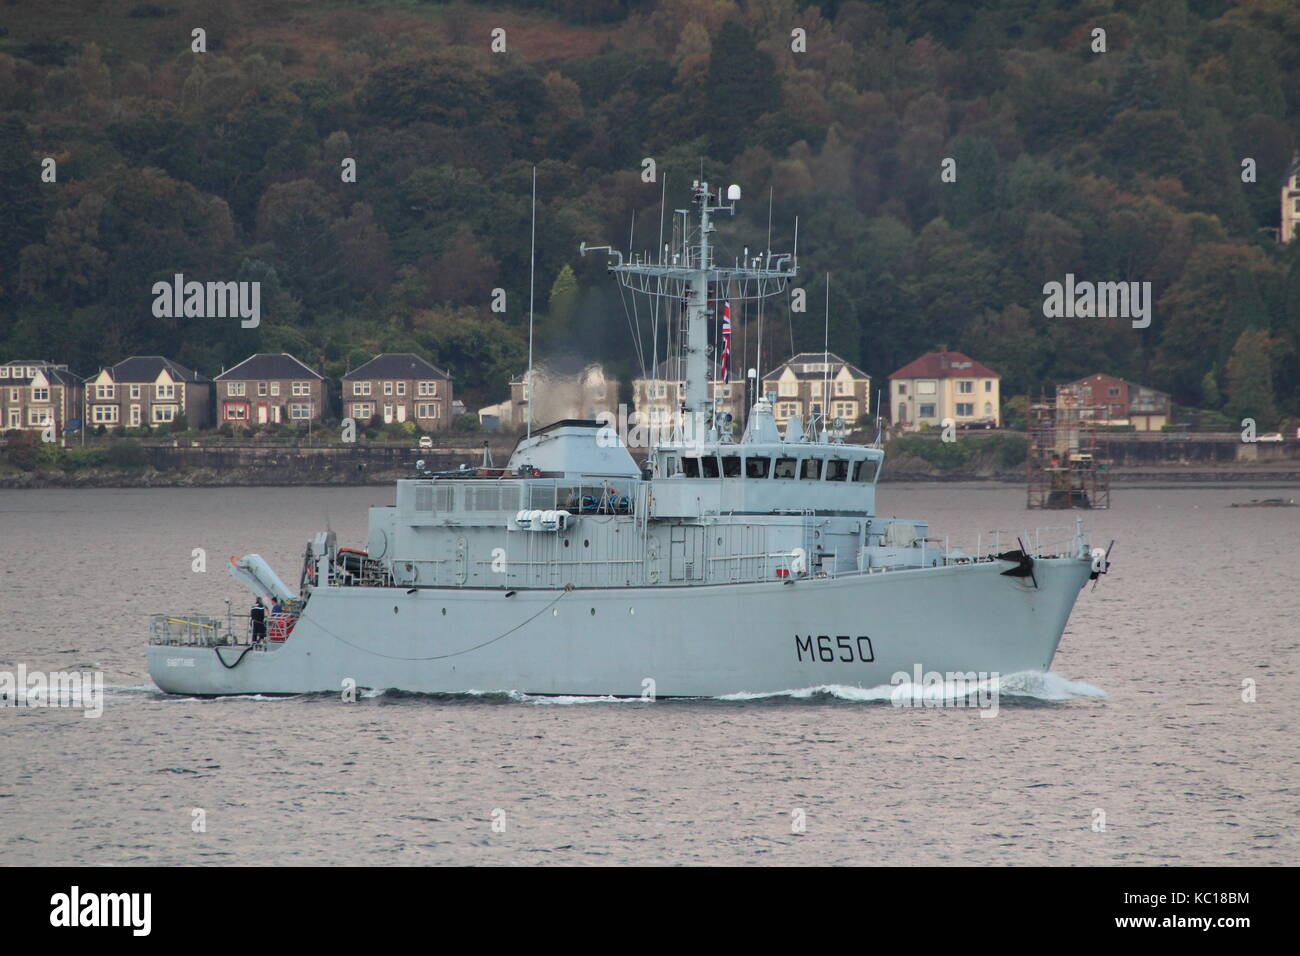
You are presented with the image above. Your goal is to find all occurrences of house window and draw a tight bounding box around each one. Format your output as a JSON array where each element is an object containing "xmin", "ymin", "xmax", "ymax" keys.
[
  {"xmin": 354, "ymin": 382, "xmax": 371, "ymax": 396},
  {"xmin": 897, "ymin": 383, "xmax": 907, "ymax": 395},
  {"xmin": 270, "ymin": 382, "xmax": 280, "ymax": 396},
  {"xmin": 130, "ymin": 406, "xmax": 141, "ymax": 426},
  {"xmin": 417, "ymin": 381, "xmax": 434, "ymax": 396},
  {"xmin": 919, "ymin": 403, "xmax": 936, "ymax": 418},
  {"xmin": 9, "ymin": 388, "xmax": 19, "ymax": 402},
  {"xmin": 777, "ymin": 402, "xmax": 799, "ymax": 419},
  {"xmin": 396, "ymin": 382, "xmax": 406, "ymax": 396},
  {"xmin": 352, "ymin": 403, "xmax": 373, "ymax": 419},
  {"xmin": 292, "ymin": 382, "xmax": 310, "ymax": 396},
  {"xmin": 833, "ymin": 401, "xmax": 856, "ymax": 420},
  {"xmin": 917, "ymin": 381, "xmax": 936, "ymax": 395},
  {"xmin": 130, "ymin": 385, "xmax": 141, "ymax": 399},
  {"xmin": 958, "ymin": 381, "xmax": 973, "ymax": 394},
  {"xmin": 1108, "ymin": 386, "xmax": 1120, "ymax": 396},
  {"xmin": 28, "ymin": 408, "xmax": 52, "ymax": 425},
  {"xmin": 289, "ymin": 404, "xmax": 311, "ymax": 419},
  {"xmin": 6, "ymin": 410, "xmax": 19, "ymax": 428},
  {"xmin": 715, "ymin": 385, "xmax": 730, "ymax": 398},
  {"xmin": 984, "ymin": 380, "xmax": 992, "ymax": 392},
  {"xmin": 258, "ymin": 382, "xmax": 268, "ymax": 396},
  {"xmin": 228, "ymin": 382, "xmax": 245, "ymax": 396},
  {"xmin": 225, "ymin": 404, "xmax": 248, "ymax": 420},
  {"xmin": 95, "ymin": 384, "xmax": 115, "ymax": 400},
  {"xmin": 32, "ymin": 387, "xmax": 49, "ymax": 402},
  {"xmin": 0, "ymin": 368, "xmax": 7, "ymax": 378},
  {"xmin": 956, "ymin": 402, "xmax": 974, "ymax": 417},
  {"xmin": 92, "ymin": 404, "xmax": 119, "ymax": 423},
  {"xmin": 417, "ymin": 404, "xmax": 437, "ymax": 419},
  {"xmin": 152, "ymin": 405, "xmax": 176, "ymax": 423},
  {"xmin": 383, "ymin": 382, "xmax": 393, "ymax": 396},
  {"xmin": 984, "ymin": 402, "xmax": 993, "ymax": 417},
  {"xmin": 778, "ymin": 381, "xmax": 797, "ymax": 397},
  {"xmin": 156, "ymin": 383, "xmax": 175, "ymax": 399},
  {"xmin": 834, "ymin": 380, "xmax": 849, "ymax": 396}
]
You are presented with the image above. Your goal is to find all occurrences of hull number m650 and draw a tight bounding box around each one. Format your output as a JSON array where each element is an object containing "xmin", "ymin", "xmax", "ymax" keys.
[{"xmin": 796, "ymin": 635, "xmax": 874, "ymax": 663}]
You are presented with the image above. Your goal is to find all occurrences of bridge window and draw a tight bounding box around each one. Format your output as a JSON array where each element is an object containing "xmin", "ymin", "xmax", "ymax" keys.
[
  {"xmin": 800, "ymin": 458, "xmax": 823, "ymax": 480},
  {"xmin": 853, "ymin": 458, "xmax": 878, "ymax": 482},
  {"xmin": 825, "ymin": 459, "xmax": 849, "ymax": 481},
  {"xmin": 774, "ymin": 457, "xmax": 797, "ymax": 479},
  {"xmin": 701, "ymin": 455, "xmax": 720, "ymax": 478},
  {"xmin": 682, "ymin": 457, "xmax": 701, "ymax": 478},
  {"xmin": 721, "ymin": 455, "xmax": 741, "ymax": 477},
  {"xmin": 744, "ymin": 456, "xmax": 770, "ymax": 479}
]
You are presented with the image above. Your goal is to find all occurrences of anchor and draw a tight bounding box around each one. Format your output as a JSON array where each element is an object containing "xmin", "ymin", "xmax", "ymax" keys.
[{"xmin": 996, "ymin": 537, "xmax": 1038, "ymax": 589}]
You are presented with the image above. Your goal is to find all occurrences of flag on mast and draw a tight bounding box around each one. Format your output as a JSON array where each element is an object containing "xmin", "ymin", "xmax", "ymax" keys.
[{"xmin": 720, "ymin": 301, "xmax": 732, "ymax": 383}]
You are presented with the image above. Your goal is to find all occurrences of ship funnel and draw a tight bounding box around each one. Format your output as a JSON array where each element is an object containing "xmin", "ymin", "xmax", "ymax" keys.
[{"xmin": 727, "ymin": 184, "xmax": 742, "ymax": 201}]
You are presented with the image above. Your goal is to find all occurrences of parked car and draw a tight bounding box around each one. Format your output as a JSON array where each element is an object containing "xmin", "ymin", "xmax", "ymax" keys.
[
  {"xmin": 418, "ymin": 435, "xmax": 433, "ymax": 449},
  {"xmin": 1257, "ymin": 433, "xmax": 1283, "ymax": 442}
]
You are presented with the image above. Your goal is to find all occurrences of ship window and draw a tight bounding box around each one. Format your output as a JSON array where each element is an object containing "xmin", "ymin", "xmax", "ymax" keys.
[
  {"xmin": 774, "ymin": 457, "xmax": 797, "ymax": 479},
  {"xmin": 745, "ymin": 456, "xmax": 770, "ymax": 479},
  {"xmin": 721, "ymin": 455, "xmax": 741, "ymax": 477},
  {"xmin": 664, "ymin": 455, "xmax": 679, "ymax": 476},
  {"xmin": 701, "ymin": 455, "xmax": 720, "ymax": 478},
  {"xmin": 853, "ymin": 458, "xmax": 878, "ymax": 482},
  {"xmin": 683, "ymin": 457, "xmax": 701, "ymax": 478},
  {"xmin": 826, "ymin": 459, "xmax": 849, "ymax": 481},
  {"xmin": 800, "ymin": 458, "xmax": 822, "ymax": 480}
]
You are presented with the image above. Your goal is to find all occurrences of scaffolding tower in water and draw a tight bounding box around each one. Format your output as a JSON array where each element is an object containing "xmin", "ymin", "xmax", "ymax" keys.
[{"xmin": 1027, "ymin": 387, "xmax": 1110, "ymax": 509}]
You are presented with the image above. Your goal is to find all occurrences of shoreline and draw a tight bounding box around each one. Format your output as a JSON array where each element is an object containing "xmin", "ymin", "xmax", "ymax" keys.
[{"xmin": 3, "ymin": 468, "xmax": 1298, "ymax": 491}]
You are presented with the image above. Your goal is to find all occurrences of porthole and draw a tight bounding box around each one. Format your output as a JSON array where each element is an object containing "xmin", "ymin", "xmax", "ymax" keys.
[
  {"xmin": 564, "ymin": 539, "xmax": 570, "ymax": 547},
  {"xmin": 552, "ymin": 608, "xmax": 559, "ymax": 617},
  {"xmin": 590, "ymin": 608, "xmax": 596, "ymax": 616},
  {"xmin": 441, "ymin": 608, "xmax": 447, "ymax": 616},
  {"xmin": 393, "ymin": 606, "xmax": 398, "ymax": 614},
  {"xmin": 583, "ymin": 539, "xmax": 590, "ymax": 548},
  {"xmin": 629, "ymin": 607, "xmax": 635, "ymax": 615}
]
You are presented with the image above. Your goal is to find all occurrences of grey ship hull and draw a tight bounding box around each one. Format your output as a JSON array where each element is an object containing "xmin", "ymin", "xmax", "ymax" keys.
[{"xmin": 148, "ymin": 556, "xmax": 1092, "ymax": 698}]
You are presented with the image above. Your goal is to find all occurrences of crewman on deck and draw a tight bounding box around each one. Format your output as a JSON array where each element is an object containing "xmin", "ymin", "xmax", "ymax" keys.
[{"xmin": 250, "ymin": 598, "xmax": 267, "ymax": 644}]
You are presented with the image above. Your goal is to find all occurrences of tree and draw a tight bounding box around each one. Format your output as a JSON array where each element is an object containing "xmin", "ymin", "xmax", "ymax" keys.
[
  {"xmin": 1224, "ymin": 329, "xmax": 1278, "ymax": 427},
  {"xmin": 1200, "ymin": 369, "xmax": 1220, "ymax": 409},
  {"xmin": 700, "ymin": 20, "xmax": 780, "ymax": 161}
]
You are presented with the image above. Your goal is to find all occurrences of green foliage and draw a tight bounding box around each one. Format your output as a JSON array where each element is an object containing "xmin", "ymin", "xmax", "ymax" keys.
[
  {"xmin": 2, "ymin": 430, "xmax": 44, "ymax": 471},
  {"xmin": 1224, "ymin": 329, "xmax": 1279, "ymax": 427},
  {"xmin": 0, "ymin": 0, "xmax": 1294, "ymax": 420},
  {"xmin": 105, "ymin": 439, "xmax": 148, "ymax": 469}
]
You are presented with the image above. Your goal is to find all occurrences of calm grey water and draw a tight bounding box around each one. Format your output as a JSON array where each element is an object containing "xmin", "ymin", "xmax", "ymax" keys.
[{"xmin": 1, "ymin": 484, "xmax": 1296, "ymax": 866}]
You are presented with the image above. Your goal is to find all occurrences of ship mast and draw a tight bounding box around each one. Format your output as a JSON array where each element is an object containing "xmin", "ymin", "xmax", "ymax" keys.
[{"xmin": 582, "ymin": 180, "xmax": 795, "ymax": 427}]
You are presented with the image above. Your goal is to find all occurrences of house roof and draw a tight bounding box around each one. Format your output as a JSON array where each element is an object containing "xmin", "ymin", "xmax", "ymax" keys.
[
  {"xmin": 343, "ymin": 352, "xmax": 449, "ymax": 380},
  {"xmin": 1062, "ymin": 373, "xmax": 1169, "ymax": 397},
  {"xmin": 889, "ymin": 350, "xmax": 999, "ymax": 380},
  {"xmin": 1, "ymin": 360, "xmax": 82, "ymax": 386},
  {"xmin": 215, "ymin": 353, "xmax": 323, "ymax": 381},
  {"xmin": 764, "ymin": 352, "xmax": 869, "ymax": 381},
  {"xmin": 108, "ymin": 355, "xmax": 210, "ymax": 384}
]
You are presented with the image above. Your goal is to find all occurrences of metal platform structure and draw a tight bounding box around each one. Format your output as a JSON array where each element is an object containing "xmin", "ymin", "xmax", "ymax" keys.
[{"xmin": 1027, "ymin": 387, "xmax": 1111, "ymax": 510}]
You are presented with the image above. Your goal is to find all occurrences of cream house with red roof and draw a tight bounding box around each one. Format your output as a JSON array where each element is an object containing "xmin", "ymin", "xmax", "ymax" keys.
[{"xmin": 889, "ymin": 350, "xmax": 1001, "ymax": 430}]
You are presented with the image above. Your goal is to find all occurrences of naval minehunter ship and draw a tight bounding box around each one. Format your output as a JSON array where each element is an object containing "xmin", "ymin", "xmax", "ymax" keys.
[{"xmin": 148, "ymin": 181, "xmax": 1109, "ymax": 697}]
